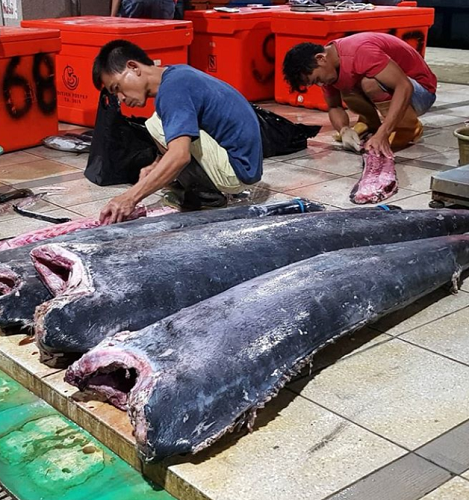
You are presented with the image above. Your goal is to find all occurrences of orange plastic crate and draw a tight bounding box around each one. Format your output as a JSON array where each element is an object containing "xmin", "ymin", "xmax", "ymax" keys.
[
  {"xmin": 0, "ymin": 27, "xmax": 61, "ymax": 153},
  {"xmin": 21, "ymin": 17, "xmax": 193, "ymax": 127},
  {"xmin": 186, "ymin": 6, "xmax": 289, "ymax": 101},
  {"xmin": 272, "ymin": 6, "xmax": 434, "ymax": 110}
]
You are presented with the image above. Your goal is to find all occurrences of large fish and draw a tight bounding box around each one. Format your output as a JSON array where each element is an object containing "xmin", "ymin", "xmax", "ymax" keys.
[
  {"xmin": 34, "ymin": 209, "xmax": 469, "ymax": 365},
  {"xmin": 65, "ymin": 234, "xmax": 469, "ymax": 461},
  {"xmin": 0, "ymin": 199, "xmax": 323, "ymax": 331}
]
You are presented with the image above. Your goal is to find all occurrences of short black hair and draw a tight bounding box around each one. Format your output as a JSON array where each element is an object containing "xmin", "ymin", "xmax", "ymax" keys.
[
  {"xmin": 92, "ymin": 39, "xmax": 154, "ymax": 90},
  {"xmin": 283, "ymin": 43, "xmax": 326, "ymax": 93}
]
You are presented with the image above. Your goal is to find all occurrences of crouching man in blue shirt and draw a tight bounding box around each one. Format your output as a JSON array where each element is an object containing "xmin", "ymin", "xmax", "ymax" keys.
[{"xmin": 93, "ymin": 40, "xmax": 263, "ymax": 224}]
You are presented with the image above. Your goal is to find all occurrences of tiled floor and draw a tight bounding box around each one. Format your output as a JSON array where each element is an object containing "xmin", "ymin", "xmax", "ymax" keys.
[{"xmin": 1, "ymin": 81, "xmax": 469, "ymax": 500}]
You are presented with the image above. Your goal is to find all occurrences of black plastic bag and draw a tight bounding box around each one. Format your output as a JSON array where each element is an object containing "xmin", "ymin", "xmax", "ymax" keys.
[
  {"xmin": 85, "ymin": 90, "xmax": 322, "ymax": 187},
  {"xmin": 251, "ymin": 104, "xmax": 321, "ymax": 158},
  {"xmin": 84, "ymin": 89, "xmax": 158, "ymax": 186}
]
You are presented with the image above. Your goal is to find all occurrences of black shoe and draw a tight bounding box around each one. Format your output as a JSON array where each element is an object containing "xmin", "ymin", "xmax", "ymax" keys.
[{"xmin": 163, "ymin": 189, "xmax": 227, "ymax": 211}]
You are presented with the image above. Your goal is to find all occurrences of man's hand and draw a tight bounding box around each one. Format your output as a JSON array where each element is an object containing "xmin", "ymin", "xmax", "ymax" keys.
[
  {"xmin": 340, "ymin": 127, "xmax": 362, "ymax": 153},
  {"xmin": 99, "ymin": 193, "xmax": 137, "ymax": 225},
  {"xmin": 98, "ymin": 136, "xmax": 192, "ymax": 225},
  {"xmin": 365, "ymin": 131, "xmax": 394, "ymax": 159}
]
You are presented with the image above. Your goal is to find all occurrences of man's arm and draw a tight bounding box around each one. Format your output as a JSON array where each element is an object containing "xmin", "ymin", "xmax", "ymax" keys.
[
  {"xmin": 326, "ymin": 92, "xmax": 349, "ymax": 132},
  {"xmin": 99, "ymin": 136, "xmax": 192, "ymax": 224},
  {"xmin": 110, "ymin": 0, "xmax": 121, "ymax": 16},
  {"xmin": 326, "ymin": 92, "xmax": 361, "ymax": 153},
  {"xmin": 366, "ymin": 60, "xmax": 414, "ymax": 157}
]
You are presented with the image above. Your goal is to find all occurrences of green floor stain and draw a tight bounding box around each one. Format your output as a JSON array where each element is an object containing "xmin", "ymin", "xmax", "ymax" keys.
[{"xmin": 0, "ymin": 370, "xmax": 175, "ymax": 500}]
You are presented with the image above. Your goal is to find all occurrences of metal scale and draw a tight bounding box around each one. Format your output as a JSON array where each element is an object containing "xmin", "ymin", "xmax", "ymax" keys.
[
  {"xmin": 430, "ymin": 124, "xmax": 469, "ymax": 208},
  {"xmin": 430, "ymin": 164, "xmax": 469, "ymax": 209}
]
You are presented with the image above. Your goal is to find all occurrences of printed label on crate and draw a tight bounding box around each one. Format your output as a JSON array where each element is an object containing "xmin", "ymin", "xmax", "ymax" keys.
[
  {"xmin": 57, "ymin": 90, "xmax": 89, "ymax": 105},
  {"xmin": 58, "ymin": 64, "xmax": 89, "ymax": 105},
  {"xmin": 62, "ymin": 65, "xmax": 80, "ymax": 91}
]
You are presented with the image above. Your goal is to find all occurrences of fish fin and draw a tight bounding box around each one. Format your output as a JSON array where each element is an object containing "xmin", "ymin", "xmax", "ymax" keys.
[
  {"xmin": 246, "ymin": 409, "xmax": 258, "ymax": 433},
  {"xmin": 451, "ymin": 267, "xmax": 462, "ymax": 294}
]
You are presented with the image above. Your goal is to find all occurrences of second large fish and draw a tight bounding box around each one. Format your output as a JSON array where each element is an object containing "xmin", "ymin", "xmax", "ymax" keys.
[
  {"xmin": 65, "ymin": 234, "xmax": 469, "ymax": 461},
  {"xmin": 33, "ymin": 209, "xmax": 469, "ymax": 364}
]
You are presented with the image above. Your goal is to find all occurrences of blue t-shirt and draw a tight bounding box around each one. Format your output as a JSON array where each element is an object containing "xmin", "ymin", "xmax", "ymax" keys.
[{"xmin": 155, "ymin": 65, "xmax": 263, "ymax": 185}]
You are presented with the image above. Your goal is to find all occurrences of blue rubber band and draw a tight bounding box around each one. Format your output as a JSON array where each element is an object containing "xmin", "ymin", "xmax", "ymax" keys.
[
  {"xmin": 377, "ymin": 204, "xmax": 391, "ymax": 211},
  {"xmin": 294, "ymin": 198, "xmax": 305, "ymax": 213}
]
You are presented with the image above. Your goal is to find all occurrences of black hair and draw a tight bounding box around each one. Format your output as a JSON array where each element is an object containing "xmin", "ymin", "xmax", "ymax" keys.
[
  {"xmin": 282, "ymin": 43, "xmax": 326, "ymax": 93},
  {"xmin": 92, "ymin": 39, "xmax": 154, "ymax": 90}
]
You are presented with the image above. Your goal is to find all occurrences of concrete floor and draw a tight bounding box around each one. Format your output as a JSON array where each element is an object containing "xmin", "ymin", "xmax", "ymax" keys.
[
  {"xmin": 1, "ymin": 81, "xmax": 469, "ymax": 499},
  {"xmin": 426, "ymin": 47, "xmax": 469, "ymax": 85}
]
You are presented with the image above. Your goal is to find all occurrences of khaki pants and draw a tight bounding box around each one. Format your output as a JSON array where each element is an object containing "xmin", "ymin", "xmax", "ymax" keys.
[{"xmin": 145, "ymin": 113, "xmax": 247, "ymax": 194}]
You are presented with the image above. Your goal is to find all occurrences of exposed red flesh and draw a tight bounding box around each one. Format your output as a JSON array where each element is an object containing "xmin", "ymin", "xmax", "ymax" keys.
[
  {"xmin": 65, "ymin": 335, "xmax": 156, "ymax": 443},
  {"xmin": 350, "ymin": 151, "xmax": 398, "ymax": 205},
  {"xmin": 0, "ymin": 266, "xmax": 20, "ymax": 296},
  {"xmin": 0, "ymin": 205, "xmax": 176, "ymax": 251},
  {"xmin": 30, "ymin": 244, "xmax": 92, "ymax": 296}
]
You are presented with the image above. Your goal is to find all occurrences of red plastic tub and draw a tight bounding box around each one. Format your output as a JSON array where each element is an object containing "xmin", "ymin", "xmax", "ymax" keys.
[
  {"xmin": 0, "ymin": 27, "xmax": 61, "ymax": 152},
  {"xmin": 22, "ymin": 17, "xmax": 193, "ymax": 126}
]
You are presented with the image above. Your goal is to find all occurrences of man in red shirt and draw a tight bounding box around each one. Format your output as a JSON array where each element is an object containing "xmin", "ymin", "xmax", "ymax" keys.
[{"xmin": 283, "ymin": 32, "xmax": 437, "ymax": 158}]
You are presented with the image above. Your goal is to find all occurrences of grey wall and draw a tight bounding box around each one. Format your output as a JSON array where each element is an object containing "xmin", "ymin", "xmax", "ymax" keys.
[
  {"xmin": 22, "ymin": 0, "xmax": 74, "ymax": 19},
  {"xmin": 1, "ymin": 0, "xmax": 110, "ymax": 26},
  {"xmin": 80, "ymin": 0, "xmax": 111, "ymax": 16}
]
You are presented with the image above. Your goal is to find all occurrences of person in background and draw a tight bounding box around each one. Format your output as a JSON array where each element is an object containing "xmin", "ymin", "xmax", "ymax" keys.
[
  {"xmin": 282, "ymin": 32, "xmax": 437, "ymax": 158},
  {"xmin": 173, "ymin": 0, "xmax": 184, "ymax": 20},
  {"xmin": 110, "ymin": 0, "xmax": 175, "ymax": 20},
  {"xmin": 92, "ymin": 40, "xmax": 263, "ymax": 224}
]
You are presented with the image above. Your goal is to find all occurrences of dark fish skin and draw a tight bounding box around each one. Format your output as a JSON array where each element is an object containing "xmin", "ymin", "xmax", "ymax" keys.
[
  {"xmin": 0, "ymin": 199, "xmax": 322, "ymax": 330},
  {"xmin": 36, "ymin": 209, "xmax": 469, "ymax": 363},
  {"xmin": 0, "ymin": 260, "xmax": 47, "ymax": 330},
  {"xmin": 65, "ymin": 235, "xmax": 469, "ymax": 462}
]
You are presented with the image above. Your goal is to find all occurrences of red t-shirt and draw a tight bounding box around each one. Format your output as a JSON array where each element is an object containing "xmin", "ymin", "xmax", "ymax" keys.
[{"xmin": 322, "ymin": 32, "xmax": 437, "ymax": 100}]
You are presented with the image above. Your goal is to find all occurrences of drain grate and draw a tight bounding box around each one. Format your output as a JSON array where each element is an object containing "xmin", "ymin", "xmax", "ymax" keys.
[{"xmin": 0, "ymin": 483, "xmax": 16, "ymax": 500}]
